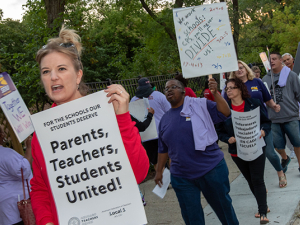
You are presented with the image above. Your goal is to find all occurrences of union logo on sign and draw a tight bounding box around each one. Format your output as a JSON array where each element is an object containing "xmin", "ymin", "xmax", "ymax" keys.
[
  {"xmin": 0, "ymin": 77, "xmax": 8, "ymax": 88},
  {"xmin": 68, "ymin": 217, "xmax": 80, "ymax": 225}
]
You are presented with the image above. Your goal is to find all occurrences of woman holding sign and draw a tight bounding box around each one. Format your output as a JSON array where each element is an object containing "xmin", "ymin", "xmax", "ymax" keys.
[
  {"xmin": 30, "ymin": 26, "xmax": 149, "ymax": 225},
  {"xmin": 216, "ymin": 78, "xmax": 271, "ymax": 224},
  {"xmin": 227, "ymin": 60, "xmax": 287, "ymax": 189}
]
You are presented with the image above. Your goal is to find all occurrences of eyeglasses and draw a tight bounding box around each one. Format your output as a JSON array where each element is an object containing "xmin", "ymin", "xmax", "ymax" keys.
[
  {"xmin": 164, "ymin": 85, "xmax": 181, "ymax": 93},
  {"xmin": 225, "ymin": 86, "xmax": 238, "ymax": 92},
  {"xmin": 238, "ymin": 66, "xmax": 245, "ymax": 70},
  {"xmin": 42, "ymin": 42, "xmax": 80, "ymax": 61},
  {"xmin": 42, "ymin": 42, "xmax": 75, "ymax": 49}
]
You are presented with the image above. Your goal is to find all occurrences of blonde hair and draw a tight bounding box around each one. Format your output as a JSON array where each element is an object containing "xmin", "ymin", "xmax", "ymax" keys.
[
  {"xmin": 229, "ymin": 60, "xmax": 255, "ymax": 81},
  {"xmin": 36, "ymin": 25, "xmax": 88, "ymax": 95}
]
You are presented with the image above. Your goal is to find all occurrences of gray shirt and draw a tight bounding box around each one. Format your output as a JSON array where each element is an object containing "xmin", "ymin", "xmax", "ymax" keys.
[{"xmin": 262, "ymin": 70, "xmax": 300, "ymax": 123}]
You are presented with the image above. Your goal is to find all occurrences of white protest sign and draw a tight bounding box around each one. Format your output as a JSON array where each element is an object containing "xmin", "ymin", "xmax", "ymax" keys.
[
  {"xmin": 173, "ymin": 3, "xmax": 238, "ymax": 78},
  {"xmin": 0, "ymin": 72, "xmax": 34, "ymax": 142},
  {"xmin": 129, "ymin": 98, "xmax": 157, "ymax": 142},
  {"xmin": 220, "ymin": 72, "xmax": 226, "ymax": 90},
  {"xmin": 30, "ymin": 91, "xmax": 147, "ymax": 225},
  {"xmin": 259, "ymin": 52, "xmax": 271, "ymax": 72},
  {"xmin": 231, "ymin": 107, "xmax": 265, "ymax": 161}
]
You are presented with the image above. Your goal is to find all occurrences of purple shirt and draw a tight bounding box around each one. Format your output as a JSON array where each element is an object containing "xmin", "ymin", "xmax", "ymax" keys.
[
  {"xmin": 158, "ymin": 100, "xmax": 226, "ymax": 179},
  {"xmin": 131, "ymin": 91, "xmax": 171, "ymax": 140},
  {"xmin": 0, "ymin": 146, "xmax": 32, "ymax": 225}
]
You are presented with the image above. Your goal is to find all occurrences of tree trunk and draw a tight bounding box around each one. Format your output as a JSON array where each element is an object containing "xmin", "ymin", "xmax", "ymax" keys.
[
  {"xmin": 44, "ymin": 0, "xmax": 66, "ymax": 30},
  {"xmin": 140, "ymin": 0, "xmax": 177, "ymax": 41},
  {"xmin": 174, "ymin": 0, "xmax": 184, "ymax": 8},
  {"xmin": 232, "ymin": 0, "xmax": 239, "ymax": 58}
]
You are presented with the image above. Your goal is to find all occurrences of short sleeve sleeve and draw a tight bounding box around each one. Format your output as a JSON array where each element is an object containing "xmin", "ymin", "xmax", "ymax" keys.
[{"xmin": 206, "ymin": 100, "xmax": 228, "ymax": 124}]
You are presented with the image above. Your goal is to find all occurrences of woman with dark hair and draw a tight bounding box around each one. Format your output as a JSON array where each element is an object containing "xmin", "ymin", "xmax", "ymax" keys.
[
  {"xmin": 216, "ymin": 78, "xmax": 271, "ymax": 224},
  {"xmin": 228, "ymin": 60, "xmax": 286, "ymax": 189},
  {"xmin": 30, "ymin": 26, "xmax": 149, "ymax": 225},
  {"xmin": 175, "ymin": 73, "xmax": 197, "ymax": 97}
]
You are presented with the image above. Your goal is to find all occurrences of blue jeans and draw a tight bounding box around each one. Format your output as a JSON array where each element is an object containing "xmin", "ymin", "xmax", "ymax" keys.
[
  {"xmin": 264, "ymin": 130, "xmax": 283, "ymax": 171},
  {"xmin": 171, "ymin": 159, "xmax": 239, "ymax": 225},
  {"xmin": 272, "ymin": 120, "xmax": 300, "ymax": 149}
]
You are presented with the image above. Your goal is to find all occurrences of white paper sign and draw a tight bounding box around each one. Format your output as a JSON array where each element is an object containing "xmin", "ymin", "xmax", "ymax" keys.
[
  {"xmin": 129, "ymin": 99, "xmax": 158, "ymax": 142},
  {"xmin": 259, "ymin": 52, "xmax": 271, "ymax": 72},
  {"xmin": 231, "ymin": 107, "xmax": 264, "ymax": 161},
  {"xmin": 173, "ymin": 3, "xmax": 238, "ymax": 78},
  {"xmin": 30, "ymin": 91, "xmax": 147, "ymax": 225},
  {"xmin": 220, "ymin": 72, "xmax": 226, "ymax": 90},
  {"xmin": 152, "ymin": 168, "xmax": 171, "ymax": 199},
  {"xmin": 0, "ymin": 90, "xmax": 34, "ymax": 142}
]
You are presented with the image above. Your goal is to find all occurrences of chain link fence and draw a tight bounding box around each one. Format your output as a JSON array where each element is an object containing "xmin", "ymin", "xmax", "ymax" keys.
[{"xmin": 86, "ymin": 73, "xmax": 221, "ymax": 98}]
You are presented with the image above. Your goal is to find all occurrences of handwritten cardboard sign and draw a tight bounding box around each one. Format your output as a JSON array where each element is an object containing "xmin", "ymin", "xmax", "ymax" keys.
[
  {"xmin": 30, "ymin": 91, "xmax": 147, "ymax": 225},
  {"xmin": 0, "ymin": 72, "xmax": 34, "ymax": 142},
  {"xmin": 231, "ymin": 107, "xmax": 265, "ymax": 161},
  {"xmin": 173, "ymin": 2, "xmax": 238, "ymax": 78}
]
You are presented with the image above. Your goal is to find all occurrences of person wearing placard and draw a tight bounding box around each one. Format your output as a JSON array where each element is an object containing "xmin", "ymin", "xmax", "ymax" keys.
[
  {"xmin": 216, "ymin": 78, "xmax": 271, "ymax": 224},
  {"xmin": 155, "ymin": 78, "xmax": 239, "ymax": 225},
  {"xmin": 30, "ymin": 26, "xmax": 149, "ymax": 225},
  {"xmin": 0, "ymin": 128, "xmax": 33, "ymax": 225},
  {"xmin": 228, "ymin": 60, "xmax": 287, "ymax": 188}
]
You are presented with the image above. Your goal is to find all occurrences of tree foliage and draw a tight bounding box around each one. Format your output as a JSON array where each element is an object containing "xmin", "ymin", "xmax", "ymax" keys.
[{"xmin": 1, "ymin": 0, "xmax": 300, "ymax": 109}]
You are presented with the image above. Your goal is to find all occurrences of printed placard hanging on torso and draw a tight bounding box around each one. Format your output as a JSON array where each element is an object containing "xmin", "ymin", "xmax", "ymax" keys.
[
  {"xmin": 30, "ymin": 91, "xmax": 147, "ymax": 225},
  {"xmin": 231, "ymin": 107, "xmax": 265, "ymax": 161},
  {"xmin": 173, "ymin": 2, "xmax": 238, "ymax": 78},
  {"xmin": 0, "ymin": 72, "xmax": 34, "ymax": 142}
]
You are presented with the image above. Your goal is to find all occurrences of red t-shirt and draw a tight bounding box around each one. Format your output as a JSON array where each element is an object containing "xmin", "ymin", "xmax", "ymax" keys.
[
  {"xmin": 230, "ymin": 101, "xmax": 245, "ymax": 157},
  {"xmin": 203, "ymin": 89, "xmax": 221, "ymax": 101},
  {"xmin": 184, "ymin": 87, "xmax": 197, "ymax": 98}
]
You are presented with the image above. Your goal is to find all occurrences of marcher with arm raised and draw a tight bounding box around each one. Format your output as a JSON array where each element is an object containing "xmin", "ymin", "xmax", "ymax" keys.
[
  {"xmin": 155, "ymin": 78, "xmax": 238, "ymax": 225},
  {"xmin": 30, "ymin": 26, "xmax": 149, "ymax": 225}
]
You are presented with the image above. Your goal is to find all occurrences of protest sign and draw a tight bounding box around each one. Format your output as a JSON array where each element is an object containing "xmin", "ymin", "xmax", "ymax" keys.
[
  {"xmin": 259, "ymin": 52, "xmax": 271, "ymax": 72},
  {"xmin": 220, "ymin": 72, "xmax": 226, "ymax": 90},
  {"xmin": 231, "ymin": 107, "xmax": 265, "ymax": 161},
  {"xmin": 30, "ymin": 91, "xmax": 147, "ymax": 225},
  {"xmin": 173, "ymin": 2, "xmax": 238, "ymax": 78},
  {"xmin": 0, "ymin": 72, "xmax": 34, "ymax": 142},
  {"xmin": 129, "ymin": 98, "xmax": 157, "ymax": 142}
]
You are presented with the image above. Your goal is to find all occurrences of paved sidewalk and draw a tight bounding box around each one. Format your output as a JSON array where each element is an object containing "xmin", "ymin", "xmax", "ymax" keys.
[{"xmin": 140, "ymin": 141, "xmax": 300, "ymax": 225}]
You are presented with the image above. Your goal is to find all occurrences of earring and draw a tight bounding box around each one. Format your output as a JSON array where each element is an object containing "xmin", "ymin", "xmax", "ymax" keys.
[{"xmin": 77, "ymin": 84, "xmax": 79, "ymax": 90}]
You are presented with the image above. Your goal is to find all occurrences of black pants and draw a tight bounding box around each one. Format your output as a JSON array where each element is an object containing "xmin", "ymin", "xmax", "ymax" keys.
[
  {"xmin": 142, "ymin": 139, "xmax": 158, "ymax": 165},
  {"xmin": 13, "ymin": 221, "xmax": 24, "ymax": 225},
  {"xmin": 232, "ymin": 151, "xmax": 267, "ymax": 215}
]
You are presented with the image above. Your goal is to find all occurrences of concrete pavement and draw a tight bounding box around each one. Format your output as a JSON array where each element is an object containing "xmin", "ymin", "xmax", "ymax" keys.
[{"xmin": 140, "ymin": 141, "xmax": 300, "ymax": 225}]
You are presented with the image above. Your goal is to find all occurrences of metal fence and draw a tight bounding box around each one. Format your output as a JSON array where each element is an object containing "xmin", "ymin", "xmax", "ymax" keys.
[{"xmin": 86, "ymin": 73, "xmax": 221, "ymax": 98}]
